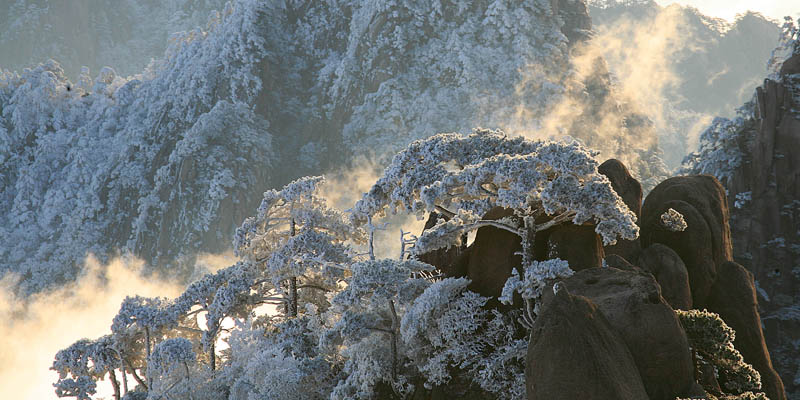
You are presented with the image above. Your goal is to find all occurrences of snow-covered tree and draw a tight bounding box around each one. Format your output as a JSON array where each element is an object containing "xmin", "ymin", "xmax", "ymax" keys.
[
  {"xmin": 323, "ymin": 258, "xmax": 433, "ymax": 399},
  {"xmin": 660, "ymin": 207, "xmax": 688, "ymax": 232},
  {"xmin": 223, "ymin": 311, "xmax": 341, "ymax": 400},
  {"xmin": 681, "ymin": 105, "xmax": 755, "ymax": 185},
  {"xmin": 146, "ymin": 338, "xmax": 197, "ymax": 399},
  {"xmin": 400, "ymin": 277, "xmax": 528, "ymax": 398},
  {"xmin": 53, "ymin": 336, "xmax": 117, "ymax": 400},
  {"xmin": 499, "ymin": 258, "xmax": 574, "ymax": 322},
  {"xmin": 352, "ymin": 130, "xmax": 637, "ymax": 278},
  {"xmin": 677, "ymin": 309, "xmax": 766, "ymax": 398},
  {"xmin": 234, "ymin": 176, "xmax": 362, "ymax": 318}
]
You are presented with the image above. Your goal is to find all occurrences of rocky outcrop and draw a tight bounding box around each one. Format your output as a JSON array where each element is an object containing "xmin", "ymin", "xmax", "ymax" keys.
[
  {"xmin": 416, "ymin": 211, "xmax": 470, "ymax": 278},
  {"xmin": 599, "ymin": 159, "xmax": 643, "ymax": 262},
  {"xmin": 641, "ymin": 175, "xmax": 731, "ymax": 307},
  {"xmin": 706, "ymin": 261, "xmax": 786, "ymax": 400},
  {"xmin": 543, "ymin": 267, "xmax": 696, "ymax": 400},
  {"xmin": 640, "ymin": 173, "xmax": 787, "ymax": 398},
  {"xmin": 526, "ymin": 286, "xmax": 648, "ymax": 400},
  {"xmin": 464, "ymin": 207, "xmax": 523, "ymax": 300},
  {"xmin": 721, "ymin": 53, "xmax": 800, "ymax": 398},
  {"xmin": 779, "ymin": 53, "xmax": 800, "ymax": 76},
  {"xmin": 550, "ymin": 0, "xmax": 593, "ymax": 45},
  {"xmin": 545, "ymin": 223, "xmax": 604, "ymax": 270},
  {"xmin": 638, "ymin": 243, "xmax": 692, "ymax": 310},
  {"xmin": 642, "ymin": 198, "xmax": 715, "ymax": 307}
]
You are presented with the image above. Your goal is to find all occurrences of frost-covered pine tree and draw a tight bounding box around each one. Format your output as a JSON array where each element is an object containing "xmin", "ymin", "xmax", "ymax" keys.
[
  {"xmin": 681, "ymin": 106, "xmax": 755, "ymax": 185},
  {"xmin": 323, "ymin": 258, "xmax": 434, "ymax": 399},
  {"xmin": 146, "ymin": 338, "xmax": 199, "ymax": 400},
  {"xmin": 352, "ymin": 129, "xmax": 637, "ymax": 310},
  {"xmin": 401, "ymin": 276, "xmax": 529, "ymax": 398},
  {"xmin": 353, "ymin": 129, "xmax": 637, "ymax": 248},
  {"xmin": 52, "ymin": 336, "xmax": 117, "ymax": 400},
  {"xmin": 234, "ymin": 176, "xmax": 363, "ymax": 318},
  {"xmin": 677, "ymin": 309, "xmax": 768, "ymax": 399},
  {"xmin": 324, "ymin": 258, "xmax": 531, "ymax": 399}
]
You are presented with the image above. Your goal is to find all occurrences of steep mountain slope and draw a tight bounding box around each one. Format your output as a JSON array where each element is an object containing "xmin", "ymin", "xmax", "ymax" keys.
[
  {"xmin": 684, "ymin": 21, "xmax": 800, "ymax": 397},
  {"xmin": 0, "ymin": 0, "xmax": 671, "ymax": 293},
  {"xmin": 0, "ymin": 2, "xmax": 278, "ymax": 292}
]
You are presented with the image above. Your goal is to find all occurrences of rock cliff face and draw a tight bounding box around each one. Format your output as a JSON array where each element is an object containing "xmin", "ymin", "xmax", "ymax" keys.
[
  {"xmin": 527, "ymin": 286, "xmax": 649, "ymax": 400},
  {"xmin": 641, "ymin": 175, "xmax": 787, "ymax": 400},
  {"xmin": 724, "ymin": 53, "xmax": 800, "ymax": 399},
  {"xmin": 541, "ymin": 267, "xmax": 697, "ymax": 400}
]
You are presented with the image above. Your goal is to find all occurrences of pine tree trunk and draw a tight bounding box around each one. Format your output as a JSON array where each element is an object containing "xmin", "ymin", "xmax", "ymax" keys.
[
  {"xmin": 144, "ymin": 327, "xmax": 152, "ymax": 388},
  {"xmin": 523, "ymin": 223, "xmax": 537, "ymax": 269},
  {"xmin": 289, "ymin": 217, "xmax": 298, "ymax": 317},
  {"xmin": 109, "ymin": 369, "xmax": 121, "ymax": 400},
  {"xmin": 389, "ymin": 300, "xmax": 399, "ymax": 381},
  {"xmin": 290, "ymin": 276, "xmax": 298, "ymax": 317},
  {"xmin": 210, "ymin": 341, "xmax": 216, "ymax": 371}
]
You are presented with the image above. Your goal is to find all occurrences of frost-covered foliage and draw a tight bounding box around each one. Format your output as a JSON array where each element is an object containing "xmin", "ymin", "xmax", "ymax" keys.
[
  {"xmin": 767, "ymin": 17, "xmax": 800, "ymax": 79},
  {"xmin": 681, "ymin": 103, "xmax": 754, "ymax": 184},
  {"xmin": 52, "ymin": 336, "xmax": 114, "ymax": 400},
  {"xmin": 224, "ymin": 314, "xmax": 340, "ymax": 400},
  {"xmin": 147, "ymin": 338, "xmax": 197, "ymax": 399},
  {"xmin": 352, "ymin": 130, "xmax": 639, "ymax": 249},
  {"xmin": 401, "ymin": 278, "xmax": 488, "ymax": 387},
  {"xmin": 324, "ymin": 259, "xmax": 433, "ymax": 399},
  {"xmin": 326, "ymin": 261, "xmax": 527, "ymax": 400},
  {"xmin": 234, "ymin": 176, "xmax": 362, "ymax": 317},
  {"xmin": 661, "ymin": 207, "xmax": 688, "ymax": 232},
  {"xmin": 401, "ymin": 278, "xmax": 528, "ymax": 399},
  {"xmin": 327, "ymin": 0, "xmax": 567, "ymax": 154},
  {"xmin": 734, "ymin": 191, "xmax": 752, "ymax": 209},
  {"xmin": 500, "ymin": 259, "xmax": 574, "ymax": 315},
  {"xmin": 677, "ymin": 309, "xmax": 766, "ymax": 397},
  {"xmin": 0, "ymin": 2, "xmax": 276, "ymax": 292}
]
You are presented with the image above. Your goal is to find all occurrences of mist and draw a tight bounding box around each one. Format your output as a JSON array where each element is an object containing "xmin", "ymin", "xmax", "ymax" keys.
[
  {"xmin": 320, "ymin": 157, "xmax": 427, "ymax": 260},
  {"xmin": 0, "ymin": 256, "xmax": 186, "ymax": 400}
]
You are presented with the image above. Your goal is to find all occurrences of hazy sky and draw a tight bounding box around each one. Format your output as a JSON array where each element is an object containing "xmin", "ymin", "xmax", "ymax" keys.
[{"xmin": 655, "ymin": 0, "xmax": 799, "ymax": 22}]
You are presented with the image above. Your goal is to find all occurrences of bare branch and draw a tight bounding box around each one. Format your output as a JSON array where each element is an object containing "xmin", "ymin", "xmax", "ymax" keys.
[
  {"xmin": 533, "ymin": 211, "xmax": 576, "ymax": 232},
  {"xmin": 388, "ymin": 300, "xmax": 399, "ymax": 381},
  {"xmin": 297, "ymin": 284, "xmax": 331, "ymax": 292},
  {"xmin": 434, "ymin": 205, "xmax": 455, "ymax": 218},
  {"xmin": 173, "ymin": 326, "xmax": 204, "ymax": 334},
  {"xmin": 124, "ymin": 359, "xmax": 147, "ymax": 390}
]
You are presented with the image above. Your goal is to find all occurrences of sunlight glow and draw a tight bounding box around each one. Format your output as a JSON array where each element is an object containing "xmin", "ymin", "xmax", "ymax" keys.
[{"xmin": 654, "ymin": 0, "xmax": 799, "ymax": 22}]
